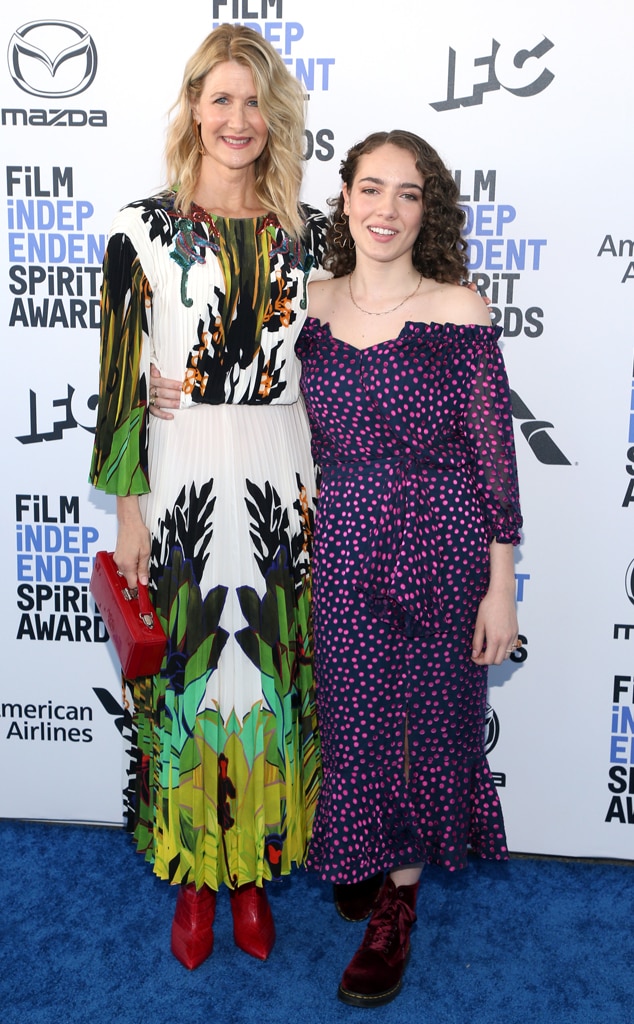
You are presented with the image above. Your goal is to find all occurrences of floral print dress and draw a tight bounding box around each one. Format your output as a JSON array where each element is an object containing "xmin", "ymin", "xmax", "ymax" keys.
[{"xmin": 90, "ymin": 192, "xmax": 326, "ymax": 890}]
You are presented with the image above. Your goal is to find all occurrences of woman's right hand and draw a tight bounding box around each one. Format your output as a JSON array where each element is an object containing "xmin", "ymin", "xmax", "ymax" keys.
[
  {"xmin": 148, "ymin": 363, "xmax": 184, "ymax": 420},
  {"xmin": 114, "ymin": 496, "xmax": 151, "ymax": 588}
]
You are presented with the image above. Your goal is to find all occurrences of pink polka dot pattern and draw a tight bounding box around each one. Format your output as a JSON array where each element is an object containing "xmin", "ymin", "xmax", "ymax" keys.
[{"xmin": 296, "ymin": 319, "xmax": 522, "ymax": 881}]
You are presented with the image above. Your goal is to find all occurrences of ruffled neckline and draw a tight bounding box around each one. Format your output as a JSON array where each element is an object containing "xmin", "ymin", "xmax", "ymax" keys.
[{"xmin": 302, "ymin": 316, "xmax": 502, "ymax": 352}]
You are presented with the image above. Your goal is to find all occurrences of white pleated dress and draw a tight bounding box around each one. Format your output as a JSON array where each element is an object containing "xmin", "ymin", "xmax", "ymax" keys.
[{"xmin": 90, "ymin": 192, "xmax": 326, "ymax": 889}]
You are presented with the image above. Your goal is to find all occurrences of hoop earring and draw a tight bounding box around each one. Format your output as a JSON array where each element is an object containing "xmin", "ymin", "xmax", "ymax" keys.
[
  {"xmin": 333, "ymin": 214, "xmax": 355, "ymax": 250},
  {"xmin": 193, "ymin": 119, "xmax": 205, "ymax": 156}
]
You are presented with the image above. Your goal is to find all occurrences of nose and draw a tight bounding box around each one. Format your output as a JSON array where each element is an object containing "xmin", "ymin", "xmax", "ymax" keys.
[
  {"xmin": 377, "ymin": 191, "xmax": 398, "ymax": 218},
  {"xmin": 226, "ymin": 102, "xmax": 247, "ymax": 131}
]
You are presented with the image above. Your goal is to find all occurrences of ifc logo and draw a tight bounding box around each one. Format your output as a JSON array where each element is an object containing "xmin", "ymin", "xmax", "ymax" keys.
[{"xmin": 8, "ymin": 20, "xmax": 97, "ymax": 98}]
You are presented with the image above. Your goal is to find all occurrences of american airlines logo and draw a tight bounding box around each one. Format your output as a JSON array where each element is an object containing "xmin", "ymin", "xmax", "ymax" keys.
[{"xmin": 511, "ymin": 391, "xmax": 570, "ymax": 466}]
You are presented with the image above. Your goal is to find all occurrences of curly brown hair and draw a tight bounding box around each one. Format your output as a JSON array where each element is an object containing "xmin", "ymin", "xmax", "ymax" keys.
[{"xmin": 325, "ymin": 130, "xmax": 467, "ymax": 282}]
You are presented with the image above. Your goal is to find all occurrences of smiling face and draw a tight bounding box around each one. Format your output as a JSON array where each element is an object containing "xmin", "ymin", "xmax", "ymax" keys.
[
  {"xmin": 191, "ymin": 60, "xmax": 268, "ymax": 174},
  {"xmin": 342, "ymin": 143, "xmax": 425, "ymax": 265}
]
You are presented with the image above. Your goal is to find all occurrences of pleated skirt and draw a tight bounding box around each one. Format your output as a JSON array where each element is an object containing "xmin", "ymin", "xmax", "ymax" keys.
[{"xmin": 130, "ymin": 399, "xmax": 321, "ymax": 890}]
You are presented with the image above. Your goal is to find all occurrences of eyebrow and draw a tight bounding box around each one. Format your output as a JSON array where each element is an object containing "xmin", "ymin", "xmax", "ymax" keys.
[
  {"xmin": 208, "ymin": 91, "xmax": 258, "ymax": 100},
  {"xmin": 357, "ymin": 176, "xmax": 424, "ymax": 193}
]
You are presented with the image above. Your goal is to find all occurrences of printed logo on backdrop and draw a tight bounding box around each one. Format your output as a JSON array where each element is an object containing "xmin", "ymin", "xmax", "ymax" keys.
[
  {"xmin": 510, "ymin": 392, "xmax": 570, "ymax": 466},
  {"xmin": 4, "ymin": 490, "xmax": 129, "ymax": 751},
  {"xmin": 3, "ymin": 20, "xmax": 105, "ymax": 127},
  {"xmin": 93, "ymin": 686, "xmax": 136, "ymax": 824},
  {"xmin": 4, "ymin": 491, "xmax": 106, "ymax": 745},
  {"xmin": 622, "ymin": 353, "xmax": 634, "ymax": 509},
  {"xmin": 485, "ymin": 704, "xmax": 500, "ymax": 750},
  {"xmin": 1, "ymin": 696, "xmax": 95, "ymax": 744},
  {"xmin": 15, "ymin": 493, "xmax": 106, "ymax": 643},
  {"xmin": 5, "ymin": 165, "xmax": 104, "ymax": 439},
  {"xmin": 8, "ymin": 20, "xmax": 97, "ymax": 97},
  {"xmin": 597, "ymin": 232, "xmax": 634, "ymax": 285},
  {"xmin": 607, "ymin": 561, "xmax": 634, "ymax": 824},
  {"xmin": 211, "ymin": 0, "xmax": 335, "ymax": 161},
  {"xmin": 486, "ymin": 576, "xmax": 529, "ymax": 788},
  {"xmin": 0, "ymin": 680, "xmax": 132, "ymax": 759},
  {"xmin": 486, "ymin": 704, "xmax": 506, "ymax": 789},
  {"xmin": 0, "ymin": 683, "xmax": 130, "ymax": 749},
  {"xmin": 15, "ymin": 385, "xmax": 98, "ymax": 446},
  {"xmin": 607, "ymin": 674, "xmax": 634, "ymax": 825},
  {"xmin": 431, "ymin": 36, "xmax": 554, "ymax": 111},
  {"xmin": 459, "ymin": 169, "xmax": 546, "ymax": 339},
  {"xmin": 457, "ymin": 169, "xmax": 569, "ymax": 465}
]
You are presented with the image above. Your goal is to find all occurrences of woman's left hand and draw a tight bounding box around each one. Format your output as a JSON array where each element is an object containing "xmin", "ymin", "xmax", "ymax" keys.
[
  {"xmin": 470, "ymin": 587, "xmax": 519, "ymax": 666},
  {"xmin": 148, "ymin": 364, "xmax": 183, "ymax": 420}
]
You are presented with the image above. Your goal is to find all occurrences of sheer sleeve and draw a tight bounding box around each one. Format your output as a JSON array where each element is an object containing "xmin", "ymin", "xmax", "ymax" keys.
[
  {"xmin": 463, "ymin": 337, "xmax": 522, "ymax": 545},
  {"xmin": 89, "ymin": 232, "xmax": 153, "ymax": 495}
]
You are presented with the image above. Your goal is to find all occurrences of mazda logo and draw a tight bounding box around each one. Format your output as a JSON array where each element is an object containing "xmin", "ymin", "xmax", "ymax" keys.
[{"xmin": 8, "ymin": 20, "xmax": 97, "ymax": 98}]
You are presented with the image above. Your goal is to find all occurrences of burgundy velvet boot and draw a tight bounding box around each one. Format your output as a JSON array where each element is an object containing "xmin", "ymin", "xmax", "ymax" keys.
[
  {"xmin": 333, "ymin": 872, "xmax": 383, "ymax": 922},
  {"xmin": 230, "ymin": 882, "xmax": 276, "ymax": 960},
  {"xmin": 170, "ymin": 883, "xmax": 216, "ymax": 970},
  {"xmin": 338, "ymin": 876, "xmax": 419, "ymax": 1007}
]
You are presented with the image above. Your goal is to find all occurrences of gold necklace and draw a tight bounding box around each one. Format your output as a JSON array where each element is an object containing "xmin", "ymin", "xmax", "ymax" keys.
[{"xmin": 348, "ymin": 272, "xmax": 423, "ymax": 316}]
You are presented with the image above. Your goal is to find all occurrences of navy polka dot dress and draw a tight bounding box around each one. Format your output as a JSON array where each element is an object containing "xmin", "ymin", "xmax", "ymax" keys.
[{"xmin": 296, "ymin": 318, "xmax": 522, "ymax": 882}]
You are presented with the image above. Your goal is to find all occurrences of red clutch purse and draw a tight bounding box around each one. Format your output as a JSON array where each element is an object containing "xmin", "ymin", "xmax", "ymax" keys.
[{"xmin": 90, "ymin": 550, "xmax": 167, "ymax": 677}]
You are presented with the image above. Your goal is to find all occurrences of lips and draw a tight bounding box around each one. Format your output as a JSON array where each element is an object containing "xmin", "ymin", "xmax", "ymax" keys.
[
  {"xmin": 221, "ymin": 136, "xmax": 252, "ymax": 147},
  {"xmin": 368, "ymin": 225, "xmax": 397, "ymax": 237}
]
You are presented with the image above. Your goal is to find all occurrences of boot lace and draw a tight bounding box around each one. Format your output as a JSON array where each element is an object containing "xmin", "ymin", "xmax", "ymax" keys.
[{"xmin": 361, "ymin": 884, "xmax": 416, "ymax": 955}]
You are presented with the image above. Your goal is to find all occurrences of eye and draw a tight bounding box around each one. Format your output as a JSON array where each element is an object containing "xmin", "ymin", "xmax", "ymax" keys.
[
  {"xmin": 213, "ymin": 96, "xmax": 229, "ymax": 105},
  {"xmin": 361, "ymin": 187, "xmax": 379, "ymax": 195},
  {"xmin": 246, "ymin": 98, "xmax": 259, "ymax": 107},
  {"xmin": 401, "ymin": 192, "xmax": 421, "ymax": 202}
]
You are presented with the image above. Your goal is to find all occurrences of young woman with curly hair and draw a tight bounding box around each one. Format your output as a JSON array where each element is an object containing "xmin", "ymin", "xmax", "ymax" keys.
[{"xmin": 296, "ymin": 130, "xmax": 523, "ymax": 1006}]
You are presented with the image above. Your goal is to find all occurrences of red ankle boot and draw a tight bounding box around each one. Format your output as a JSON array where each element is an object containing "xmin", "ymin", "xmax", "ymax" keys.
[
  {"xmin": 334, "ymin": 872, "xmax": 383, "ymax": 922},
  {"xmin": 338, "ymin": 877, "xmax": 419, "ymax": 1006},
  {"xmin": 171, "ymin": 883, "xmax": 216, "ymax": 970},
  {"xmin": 229, "ymin": 882, "xmax": 275, "ymax": 960}
]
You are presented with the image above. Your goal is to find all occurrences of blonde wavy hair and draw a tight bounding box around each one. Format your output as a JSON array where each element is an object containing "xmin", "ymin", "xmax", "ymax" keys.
[{"xmin": 165, "ymin": 25, "xmax": 306, "ymax": 237}]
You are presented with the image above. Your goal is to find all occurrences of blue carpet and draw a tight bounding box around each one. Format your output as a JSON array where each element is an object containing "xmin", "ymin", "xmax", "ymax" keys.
[{"xmin": 0, "ymin": 820, "xmax": 631, "ymax": 1024}]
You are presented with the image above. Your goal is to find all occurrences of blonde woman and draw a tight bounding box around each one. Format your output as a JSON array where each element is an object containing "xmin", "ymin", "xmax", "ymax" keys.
[{"xmin": 90, "ymin": 25, "xmax": 326, "ymax": 969}]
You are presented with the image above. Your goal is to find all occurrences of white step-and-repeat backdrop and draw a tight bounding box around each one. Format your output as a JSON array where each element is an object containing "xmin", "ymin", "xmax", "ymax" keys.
[{"xmin": 1, "ymin": 0, "xmax": 632, "ymax": 860}]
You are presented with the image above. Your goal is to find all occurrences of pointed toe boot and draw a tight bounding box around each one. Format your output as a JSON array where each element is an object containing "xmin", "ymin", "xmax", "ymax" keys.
[
  {"xmin": 230, "ymin": 882, "xmax": 275, "ymax": 960},
  {"xmin": 170, "ymin": 883, "xmax": 216, "ymax": 970}
]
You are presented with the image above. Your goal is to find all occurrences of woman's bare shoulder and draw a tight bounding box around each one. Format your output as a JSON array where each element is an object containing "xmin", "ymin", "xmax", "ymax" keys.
[
  {"xmin": 307, "ymin": 277, "xmax": 346, "ymax": 320},
  {"xmin": 421, "ymin": 280, "xmax": 492, "ymax": 328}
]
